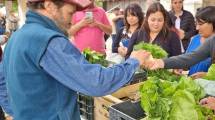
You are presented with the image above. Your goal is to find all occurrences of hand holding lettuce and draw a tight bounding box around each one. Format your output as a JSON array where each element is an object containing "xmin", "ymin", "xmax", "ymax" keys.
[{"xmin": 134, "ymin": 42, "xmax": 181, "ymax": 81}]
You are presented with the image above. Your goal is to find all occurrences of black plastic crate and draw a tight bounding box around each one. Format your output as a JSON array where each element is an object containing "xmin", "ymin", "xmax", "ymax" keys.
[
  {"xmin": 78, "ymin": 93, "xmax": 94, "ymax": 120},
  {"xmin": 109, "ymin": 101, "xmax": 145, "ymax": 120},
  {"xmin": 80, "ymin": 111, "xmax": 93, "ymax": 120},
  {"xmin": 126, "ymin": 69, "xmax": 147, "ymax": 85}
]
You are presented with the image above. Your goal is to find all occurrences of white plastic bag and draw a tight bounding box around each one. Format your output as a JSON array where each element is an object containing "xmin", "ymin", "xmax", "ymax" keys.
[{"xmin": 105, "ymin": 36, "xmax": 124, "ymax": 64}]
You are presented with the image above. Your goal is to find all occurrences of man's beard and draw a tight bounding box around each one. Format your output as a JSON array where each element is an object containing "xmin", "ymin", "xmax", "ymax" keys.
[{"xmin": 53, "ymin": 19, "xmax": 69, "ymax": 37}]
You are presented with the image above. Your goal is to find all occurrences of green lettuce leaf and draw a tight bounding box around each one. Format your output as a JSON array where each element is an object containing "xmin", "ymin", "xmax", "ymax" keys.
[
  {"xmin": 203, "ymin": 64, "xmax": 215, "ymax": 80},
  {"xmin": 169, "ymin": 90, "xmax": 198, "ymax": 120},
  {"xmin": 134, "ymin": 42, "xmax": 168, "ymax": 59}
]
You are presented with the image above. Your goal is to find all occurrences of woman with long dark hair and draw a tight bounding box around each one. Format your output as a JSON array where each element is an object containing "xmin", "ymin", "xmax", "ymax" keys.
[
  {"xmin": 112, "ymin": 3, "xmax": 144, "ymax": 58},
  {"xmin": 126, "ymin": 2, "xmax": 182, "ymax": 59}
]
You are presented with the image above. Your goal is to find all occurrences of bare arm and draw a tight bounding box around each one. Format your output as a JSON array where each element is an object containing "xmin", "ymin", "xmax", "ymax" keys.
[
  {"xmin": 93, "ymin": 21, "xmax": 112, "ymax": 34},
  {"xmin": 112, "ymin": 15, "xmax": 124, "ymax": 22},
  {"xmin": 69, "ymin": 17, "xmax": 93, "ymax": 36}
]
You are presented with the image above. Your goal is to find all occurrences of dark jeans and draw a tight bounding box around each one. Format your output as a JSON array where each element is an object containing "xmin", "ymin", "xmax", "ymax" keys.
[
  {"xmin": 111, "ymin": 34, "xmax": 117, "ymax": 42},
  {"xmin": 0, "ymin": 107, "xmax": 5, "ymax": 120}
]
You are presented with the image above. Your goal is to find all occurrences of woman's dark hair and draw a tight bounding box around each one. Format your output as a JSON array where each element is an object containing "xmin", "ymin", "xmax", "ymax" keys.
[
  {"xmin": 124, "ymin": 3, "xmax": 144, "ymax": 31},
  {"xmin": 142, "ymin": 2, "xmax": 169, "ymax": 42},
  {"xmin": 196, "ymin": 6, "xmax": 215, "ymax": 32},
  {"xmin": 27, "ymin": 0, "xmax": 64, "ymax": 10},
  {"xmin": 166, "ymin": 11, "xmax": 174, "ymax": 28}
]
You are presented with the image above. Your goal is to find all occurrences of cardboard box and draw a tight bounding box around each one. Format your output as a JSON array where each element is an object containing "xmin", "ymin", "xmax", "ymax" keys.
[{"xmin": 94, "ymin": 82, "xmax": 143, "ymax": 120}]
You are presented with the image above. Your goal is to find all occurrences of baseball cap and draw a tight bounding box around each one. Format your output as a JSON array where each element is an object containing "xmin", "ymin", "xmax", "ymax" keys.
[{"xmin": 27, "ymin": 0, "xmax": 91, "ymax": 10}]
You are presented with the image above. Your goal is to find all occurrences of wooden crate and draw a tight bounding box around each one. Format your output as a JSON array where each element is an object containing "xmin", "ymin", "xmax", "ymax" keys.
[{"xmin": 94, "ymin": 82, "xmax": 143, "ymax": 120}]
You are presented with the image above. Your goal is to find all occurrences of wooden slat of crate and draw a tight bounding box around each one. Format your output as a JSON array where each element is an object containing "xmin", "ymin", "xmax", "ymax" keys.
[{"xmin": 94, "ymin": 82, "xmax": 143, "ymax": 120}]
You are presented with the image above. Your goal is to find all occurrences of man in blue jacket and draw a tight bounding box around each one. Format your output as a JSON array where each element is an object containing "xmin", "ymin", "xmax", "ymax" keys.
[{"xmin": 2, "ymin": 0, "xmax": 150, "ymax": 119}]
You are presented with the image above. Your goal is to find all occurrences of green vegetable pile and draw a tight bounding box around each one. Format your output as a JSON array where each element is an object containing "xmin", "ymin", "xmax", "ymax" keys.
[
  {"xmin": 147, "ymin": 69, "xmax": 181, "ymax": 82},
  {"xmin": 203, "ymin": 64, "xmax": 215, "ymax": 80},
  {"xmin": 134, "ymin": 43, "xmax": 215, "ymax": 119},
  {"xmin": 140, "ymin": 76, "xmax": 215, "ymax": 120},
  {"xmin": 82, "ymin": 48, "xmax": 109, "ymax": 67},
  {"xmin": 134, "ymin": 42, "xmax": 181, "ymax": 81}
]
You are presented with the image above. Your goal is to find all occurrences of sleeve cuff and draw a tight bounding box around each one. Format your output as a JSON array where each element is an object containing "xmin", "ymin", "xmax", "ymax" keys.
[{"xmin": 125, "ymin": 58, "xmax": 140, "ymax": 68}]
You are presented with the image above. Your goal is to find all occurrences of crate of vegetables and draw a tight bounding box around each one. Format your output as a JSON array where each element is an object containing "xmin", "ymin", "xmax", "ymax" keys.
[
  {"xmin": 109, "ymin": 76, "xmax": 215, "ymax": 120},
  {"xmin": 109, "ymin": 43, "xmax": 215, "ymax": 120},
  {"xmin": 94, "ymin": 82, "xmax": 143, "ymax": 120}
]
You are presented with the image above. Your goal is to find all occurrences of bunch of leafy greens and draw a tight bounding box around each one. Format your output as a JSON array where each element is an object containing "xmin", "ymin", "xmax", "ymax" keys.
[
  {"xmin": 134, "ymin": 42, "xmax": 168, "ymax": 59},
  {"xmin": 140, "ymin": 76, "xmax": 215, "ymax": 120},
  {"xmin": 147, "ymin": 69, "xmax": 181, "ymax": 82},
  {"xmin": 82, "ymin": 48, "xmax": 109, "ymax": 67},
  {"xmin": 203, "ymin": 64, "xmax": 215, "ymax": 80}
]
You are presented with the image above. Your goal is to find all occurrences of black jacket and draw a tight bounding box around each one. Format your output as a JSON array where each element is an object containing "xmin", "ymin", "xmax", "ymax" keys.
[
  {"xmin": 112, "ymin": 27, "xmax": 136, "ymax": 53},
  {"xmin": 125, "ymin": 29, "xmax": 182, "ymax": 59},
  {"xmin": 169, "ymin": 10, "xmax": 197, "ymax": 50},
  {"xmin": 112, "ymin": 27, "xmax": 124, "ymax": 53}
]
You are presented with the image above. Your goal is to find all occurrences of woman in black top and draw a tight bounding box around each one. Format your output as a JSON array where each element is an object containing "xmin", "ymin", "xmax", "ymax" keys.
[
  {"xmin": 126, "ymin": 2, "xmax": 182, "ymax": 59},
  {"xmin": 112, "ymin": 3, "xmax": 144, "ymax": 57},
  {"xmin": 169, "ymin": 0, "xmax": 196, "ymax": 51}
]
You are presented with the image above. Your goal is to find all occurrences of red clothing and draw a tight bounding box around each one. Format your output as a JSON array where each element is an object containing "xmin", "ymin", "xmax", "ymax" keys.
[{"xmin": 71, "ymin": 7, "xmax": 110, "ymax": 53}]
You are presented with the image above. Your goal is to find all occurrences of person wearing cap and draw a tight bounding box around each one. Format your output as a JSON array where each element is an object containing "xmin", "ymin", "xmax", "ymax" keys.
[
  {"xmin": 1, "ymin": 0, "xmax": 150, "ymax": 120},
  {"xmin": 69, "ymin": 0, "xmax": 112, "ymax": 54}
]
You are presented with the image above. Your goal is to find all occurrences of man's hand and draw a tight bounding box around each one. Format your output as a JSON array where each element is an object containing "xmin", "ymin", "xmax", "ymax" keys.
[
  {"xmin": 130, "ymin": 50, "xmax": 151, "ymax": 66},
  {"xmin": 146, "ymin": 59, "xmax": 165, "ymax": 70},
  {"xmin": 118, "ymin": 46, "xmax": 127, "ymax": 57}
]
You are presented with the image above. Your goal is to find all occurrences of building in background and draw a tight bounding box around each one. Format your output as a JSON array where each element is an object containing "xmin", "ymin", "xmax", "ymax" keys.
[
  {"xmin": 101, "ymin": 0, "xmax": 153, "ymax": 12},
  {"xmin": 101, "ymin": 0, "xmax": 214, "ymax": 16}
]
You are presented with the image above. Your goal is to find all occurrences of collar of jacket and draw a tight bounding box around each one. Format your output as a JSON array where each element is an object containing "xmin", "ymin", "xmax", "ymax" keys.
[
  {"xmin": 169, "ymin": 10, "xmax": 185, "ymax": 19},
  {"xmin": 25, "ymin": 10, "xmax": 65, "ymax": 35}
]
